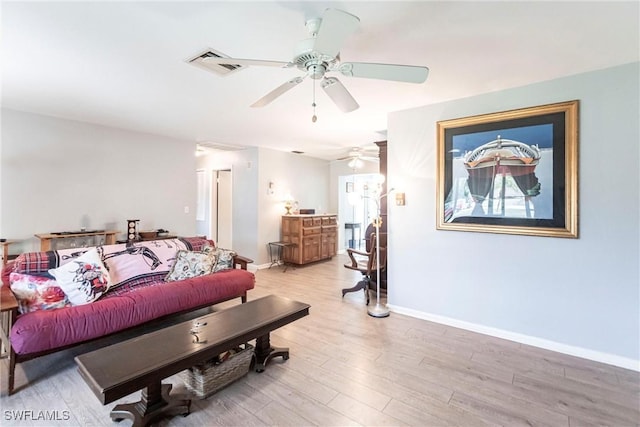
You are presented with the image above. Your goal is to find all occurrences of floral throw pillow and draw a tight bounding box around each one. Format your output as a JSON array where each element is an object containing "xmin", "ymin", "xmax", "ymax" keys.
[
  {"xmin": 165, "ymin": 250, "xmax": 217, "ymax": 282},
  {"xmin": 203, "ymin": 246, "xmax": 236, "ymax": 272},
  {"xmin": 9, "ymin": 273, "xmax": 71, "ymax": 314},
  {"xmin": 48, "ymin": 248, "xmax": 113, "ymax": 305}
]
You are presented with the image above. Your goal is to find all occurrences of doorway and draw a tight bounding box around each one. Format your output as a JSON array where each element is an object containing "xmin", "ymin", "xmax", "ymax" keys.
[
  {"xmin": 338, "ymin": 173, "xmax": 379, "ymax": 252},
  {"xmin": 196, "ymin": 169, "xmax": 232, "ymax": 247},
  {"xmin": 211, "ymin": 170, "xmax": 232, "ymax": 248}
]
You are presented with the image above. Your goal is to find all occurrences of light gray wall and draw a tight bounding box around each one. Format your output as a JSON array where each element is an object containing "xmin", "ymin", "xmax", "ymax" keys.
[
  {"xmin": 387, "ymin": 62, "xmax": 639, "ymax": 367},
  {"xmin": 256, "ymin": 148, "xmax": 330, "ymax": 266},
  {"xmin": 0, "ymin": 110, "xmax": 331, "ymax": 267},
  {"xmin": 1, "ymin": 109, "xmax": 197, "ymax": 253},
  {"xmin": 231, "ymin": 147, "xmax": 259, "ymax": 263}
]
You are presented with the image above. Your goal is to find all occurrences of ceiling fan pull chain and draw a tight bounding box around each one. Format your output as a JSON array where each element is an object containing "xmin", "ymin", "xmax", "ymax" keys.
[{"xmin": 312, "ymin": 78, "xmax": 318, "ymax": 123}]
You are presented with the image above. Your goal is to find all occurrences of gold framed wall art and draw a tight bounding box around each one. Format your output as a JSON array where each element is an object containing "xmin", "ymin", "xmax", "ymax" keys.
[{"xmin": 436, "ymin": 100, "xmax": 578, "ymax": 238}]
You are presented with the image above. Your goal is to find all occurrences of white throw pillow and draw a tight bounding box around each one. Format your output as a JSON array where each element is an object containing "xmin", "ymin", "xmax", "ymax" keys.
[{"xmin": 48, "ymin": 248, "xmax": 112, "ymax": 305}]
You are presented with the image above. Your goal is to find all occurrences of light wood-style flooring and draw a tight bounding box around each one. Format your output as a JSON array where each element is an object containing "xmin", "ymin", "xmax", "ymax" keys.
[{"xmin": 1, "ymin": 255, "xmax": 638, "ymax": 426}]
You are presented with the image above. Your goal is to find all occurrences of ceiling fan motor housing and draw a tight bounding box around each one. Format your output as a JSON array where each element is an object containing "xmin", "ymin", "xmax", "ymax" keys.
[{"xmin": 294, "ymin": 38, "xmax": 338, "ymax": 79}]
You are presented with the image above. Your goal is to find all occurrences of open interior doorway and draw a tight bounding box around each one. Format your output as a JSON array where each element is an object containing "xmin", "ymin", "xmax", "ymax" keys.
[
  {"xmin": 196, "ymin": 169, "xmax": 232, "ymax": 247},
  {"xmin": 211, "ymin": 170, "xmax": 232, "ymax": 248},
  {"xmin": 338, "ymin": 173, "xmax": 379, "ymax": 252}
]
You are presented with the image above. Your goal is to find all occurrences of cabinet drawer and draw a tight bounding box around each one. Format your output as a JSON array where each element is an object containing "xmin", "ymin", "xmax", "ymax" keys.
[
  {"xmin": 312, "ymin": 218, "xmax": 322, "ymax": 226},
  {"xmin": 322, "ymin": 216, "xmax": 337, "ymax": 225},
  {"xmin": 321, "ymin": 225, "xmax": 337, "ymax": 233},
  {"xmin": 302, "ymin": 218, "xmax": 314, "ymax": 227},
  {"xmin": 303, "ymin": 227, "xmax": 321, "ymax": 236}
]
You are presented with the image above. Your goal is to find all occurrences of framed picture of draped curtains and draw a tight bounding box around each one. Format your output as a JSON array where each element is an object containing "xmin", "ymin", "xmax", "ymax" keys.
[{"xmin": 436, "ymin": 100, "xmax": 578, "ymax": 238}]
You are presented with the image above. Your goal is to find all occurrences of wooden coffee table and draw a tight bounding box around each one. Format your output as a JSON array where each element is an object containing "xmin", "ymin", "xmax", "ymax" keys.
[{"xmin": 75, "ymin": 295, "xmax": 310, "ymax": 427}]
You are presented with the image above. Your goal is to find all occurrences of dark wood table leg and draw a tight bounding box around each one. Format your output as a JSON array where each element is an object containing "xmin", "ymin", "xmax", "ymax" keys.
[
  {"xmin": 254, "ymin": 333, "xmax": 289, "ymax": 373},
  {"xmin": 341, "ymin": 278, "xmax": 371, "ymax": 305},
  {"xmin": 110, "ymin": 382, "xmax": 190, "ymax": 427}
]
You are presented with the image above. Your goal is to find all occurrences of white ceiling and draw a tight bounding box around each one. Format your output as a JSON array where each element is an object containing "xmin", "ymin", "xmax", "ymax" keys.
[{"xmin": 2, "ymin": 1, "xmax": 638, "ymax": 160}]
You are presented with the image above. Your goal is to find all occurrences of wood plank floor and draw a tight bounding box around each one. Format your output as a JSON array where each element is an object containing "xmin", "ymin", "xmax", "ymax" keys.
[{"xmin": 1, "ymin": 255, "xmax": 638, "ymax": 426}]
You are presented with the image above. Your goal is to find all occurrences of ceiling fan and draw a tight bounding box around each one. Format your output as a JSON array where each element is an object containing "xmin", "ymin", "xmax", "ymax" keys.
[
  {"xmin": 337, "ymin": 147, "xmax": 379, "ymax": 168},
  {"xmin": 201, "ymin": 8, "xmax": 429, "ymax": 116}
]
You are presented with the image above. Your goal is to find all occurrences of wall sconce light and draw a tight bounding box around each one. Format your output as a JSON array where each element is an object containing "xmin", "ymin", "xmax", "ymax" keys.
[{"xmin": 395, "ymin": 192, "xmax": 406, "ymax": 206}]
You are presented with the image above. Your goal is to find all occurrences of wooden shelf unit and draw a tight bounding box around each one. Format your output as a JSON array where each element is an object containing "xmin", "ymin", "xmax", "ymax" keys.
[
  {"xmin": 281, "ymin": 214, "xmax": 337, "ymax": 265},
  {"xmin": 35, "ymin": 230, "xmax": 119, "ymax": 251}
]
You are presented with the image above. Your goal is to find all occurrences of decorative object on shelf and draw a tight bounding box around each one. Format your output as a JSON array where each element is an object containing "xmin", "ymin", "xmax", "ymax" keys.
[
  {"xmin": 436, "ymin": 100, "xmax": 578, "ymax": 238},
  {"xmin": 126, "ymin": 219, "xmax": 140, "ymax": 242},
  {"xmin": 139, "ymin": 230, "xmax": 158, "ymax": 240}
]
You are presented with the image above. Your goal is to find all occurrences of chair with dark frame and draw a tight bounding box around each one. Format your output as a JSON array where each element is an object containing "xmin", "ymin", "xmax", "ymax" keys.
[{"xmin": 341, "ymin": 232, "xmax": 387, "ymax": 305}]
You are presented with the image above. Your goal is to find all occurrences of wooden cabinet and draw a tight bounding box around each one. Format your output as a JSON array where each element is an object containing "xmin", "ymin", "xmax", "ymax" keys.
[{"xmin": 281, "ymin": 215, "xmax": 337, "ymax": 265}]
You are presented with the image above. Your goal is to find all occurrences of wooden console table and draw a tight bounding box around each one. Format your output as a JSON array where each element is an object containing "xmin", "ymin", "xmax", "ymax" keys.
[{"xmin": 35, "ymin": 230, "xmax": 118, "ymax": 251}]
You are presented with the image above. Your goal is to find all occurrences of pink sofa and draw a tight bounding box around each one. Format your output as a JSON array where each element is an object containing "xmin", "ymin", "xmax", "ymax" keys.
[{"xmin": 0, "ymin": 237, "xmax": 255, "ymax": 395}]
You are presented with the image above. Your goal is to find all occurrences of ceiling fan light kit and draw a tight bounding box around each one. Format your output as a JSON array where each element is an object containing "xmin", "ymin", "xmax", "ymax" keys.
[{"xmin": 196, "ymin": 8, "xmax": 429, "ymax": 119}]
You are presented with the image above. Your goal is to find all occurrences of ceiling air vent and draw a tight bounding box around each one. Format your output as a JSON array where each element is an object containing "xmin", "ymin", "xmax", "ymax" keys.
[
  {"xmin": 197, "ymin": 142, "xmax": 246, "ymax": 152},
  {"xmin": 187, "ymin": 48, "xmax": 245, "ymax": 76}
]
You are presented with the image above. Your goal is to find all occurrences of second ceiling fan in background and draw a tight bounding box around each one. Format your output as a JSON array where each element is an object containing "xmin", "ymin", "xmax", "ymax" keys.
[{"xmin": 202, "ymin": 8, "xmax": 429, "ymax": 116}]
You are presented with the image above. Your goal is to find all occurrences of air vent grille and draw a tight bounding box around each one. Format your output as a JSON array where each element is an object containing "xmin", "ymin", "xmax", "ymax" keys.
[
  {"xmin": 197, "ymin": 142, "xmax": 246, "ymax": 152},
  {"xmin": 187, "ymin": 48, "xmax": 245, "ymax": 76}
]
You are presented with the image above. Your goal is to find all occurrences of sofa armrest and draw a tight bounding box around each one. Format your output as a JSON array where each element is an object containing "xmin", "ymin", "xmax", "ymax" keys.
[{"xmin": 233, "ymin": 255, "xmax": 253, "ymax": 270}]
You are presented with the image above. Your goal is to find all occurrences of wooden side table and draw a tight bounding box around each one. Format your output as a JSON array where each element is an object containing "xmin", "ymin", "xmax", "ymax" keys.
[
  {"xmin": 268, "ymin": 242, "xmax": 296, "ymax": 272},
  {"xmin": 344, "ymin": 222, "xmax": 361, "ymax": 249},
  {"xmin": 0, "ymin": 240, "xmax": 19, "ymax": 267}
]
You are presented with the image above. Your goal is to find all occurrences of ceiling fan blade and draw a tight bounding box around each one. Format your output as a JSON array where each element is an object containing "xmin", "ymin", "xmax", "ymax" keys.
[
  {"xmin": 251, "ymin": 76, "xmax": 305, "ymax": 108},
  {"xmin": 313, "ymin": 9, "xmax": 360, "ymax": 58},
  {"xmin": 201, "ymin": 57, "xmax": 292, "ymax": 68},
  {"xmin": 339, "ymin": 62, "xmax": 429, "ymax": 83},
  {"xmin": 321, "ymin": 77, "xmax": 359, "ymax": 112}
]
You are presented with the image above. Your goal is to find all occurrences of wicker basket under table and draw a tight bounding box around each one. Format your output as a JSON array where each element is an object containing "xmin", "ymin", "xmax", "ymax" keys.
[{"xmin": 181, "ymin": 343, "xmax": 254, "ymax": 398}]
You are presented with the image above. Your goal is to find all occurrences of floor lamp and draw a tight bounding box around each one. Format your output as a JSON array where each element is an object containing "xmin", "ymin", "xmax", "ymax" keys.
[{"xmin": 368, "ymin": 187, "xmax": 394, "ymax": 318}]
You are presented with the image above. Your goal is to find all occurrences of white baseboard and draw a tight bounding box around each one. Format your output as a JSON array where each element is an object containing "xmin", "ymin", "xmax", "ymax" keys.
[
  {"xmin": 252, "ymin": 262, "xmax": 271, "ymax": 271},
  {"xmin": 388, "ymin": 304, "xmax": 640, "ymax": 372}
]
